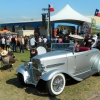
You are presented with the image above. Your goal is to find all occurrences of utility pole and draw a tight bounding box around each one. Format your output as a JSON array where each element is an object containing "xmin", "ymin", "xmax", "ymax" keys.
[
  {"xmin": 48, "ymin": 4, "xmax": 51, "ymax": 40},
  {"xmin": 42, "ymin": 4, "xmax": 51, "ymax": 41}
]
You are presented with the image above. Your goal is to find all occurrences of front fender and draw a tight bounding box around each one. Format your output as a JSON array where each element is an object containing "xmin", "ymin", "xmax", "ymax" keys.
[
  {"xmin": 41, "ymin": 69, "xmax": 83, "ymax": 81},
  {"xmin": 16, "ymin": 65, "xmax": 30, "ymax": 82}
]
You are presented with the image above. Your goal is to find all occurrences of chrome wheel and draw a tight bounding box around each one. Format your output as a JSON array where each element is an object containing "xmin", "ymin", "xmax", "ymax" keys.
[
  {"xmin": 52, "ymin": 75, "xmax": 64, "ymax": 92},
  {"xmin": 46, "ymin": 73, "xmax": 65, "ymax": 96}
]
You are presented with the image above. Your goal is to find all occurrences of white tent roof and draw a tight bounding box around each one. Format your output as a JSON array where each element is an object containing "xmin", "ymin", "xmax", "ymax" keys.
[{"xmin": 50, "ymin": 4, "xmax": 92, "ymax": 24}]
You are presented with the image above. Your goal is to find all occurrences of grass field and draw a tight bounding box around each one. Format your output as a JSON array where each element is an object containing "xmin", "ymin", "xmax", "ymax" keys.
[{"xmin": 0, "ymin": 50, "xmax": 100, "ymax": 100}]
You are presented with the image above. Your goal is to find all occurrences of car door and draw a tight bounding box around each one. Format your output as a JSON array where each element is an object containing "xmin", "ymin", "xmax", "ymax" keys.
[
  {"xmin": 67, "ymin": 53, "xmax": 76, "ymax": 74},
  {"xmin": 74, "ymin": 51, "xmax": 91, "ymax": 74}
]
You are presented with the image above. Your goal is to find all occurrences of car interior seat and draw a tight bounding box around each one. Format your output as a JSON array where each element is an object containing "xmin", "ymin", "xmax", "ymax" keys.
[{"xmin": 76, "ymin": 47, "xmax": 90, "ymax": 52}]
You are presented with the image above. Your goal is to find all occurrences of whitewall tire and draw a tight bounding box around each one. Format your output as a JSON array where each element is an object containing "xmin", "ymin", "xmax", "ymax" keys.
[{"xmin": 46, "ymin": 73, "xmax": 66, "ymax": 96}]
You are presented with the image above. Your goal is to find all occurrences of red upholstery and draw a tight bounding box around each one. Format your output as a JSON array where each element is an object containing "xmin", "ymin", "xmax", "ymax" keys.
[{"xmin": 76, "ymin": 47, "xmax": 90, "ymax": 52}]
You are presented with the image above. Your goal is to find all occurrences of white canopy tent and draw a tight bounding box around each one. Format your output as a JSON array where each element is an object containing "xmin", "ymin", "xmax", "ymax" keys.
[{"xmin": 50, "ymin": 4, "xmax": 92, "ymax": 24}]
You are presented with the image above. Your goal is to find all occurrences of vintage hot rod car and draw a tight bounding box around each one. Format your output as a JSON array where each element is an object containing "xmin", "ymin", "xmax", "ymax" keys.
[{"xmin": 16, "ymin": 43, "xmax": 100, "ymax": 96}]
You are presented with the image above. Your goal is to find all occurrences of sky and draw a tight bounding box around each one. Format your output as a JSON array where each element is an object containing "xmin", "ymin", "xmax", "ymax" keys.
[{"xmin": 0, "ymin": 0, "xmax": 100, "ymax": 23}]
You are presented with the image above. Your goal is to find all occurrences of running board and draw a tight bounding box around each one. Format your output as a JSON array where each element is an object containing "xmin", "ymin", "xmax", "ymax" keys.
[{"xmin": 74, "ymin": 70, "xmax": 97, "ymax": 80}]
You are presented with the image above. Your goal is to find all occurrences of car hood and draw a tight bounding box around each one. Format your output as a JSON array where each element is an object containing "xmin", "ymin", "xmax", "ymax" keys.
[{"xmin": 33, "ymin": 50, "xmax": 72, "ymax": 61}]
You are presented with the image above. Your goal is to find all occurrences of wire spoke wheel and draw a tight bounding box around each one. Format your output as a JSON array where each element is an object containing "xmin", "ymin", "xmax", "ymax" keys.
[{"xmin": 46, "ymin": 73, "xmax": 65, "ymax": 96}]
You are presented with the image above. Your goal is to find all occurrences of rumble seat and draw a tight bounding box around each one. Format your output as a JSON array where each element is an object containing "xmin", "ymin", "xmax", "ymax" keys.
[{"xmin": 76, "ymin": 47, "xmax": 90, "ymax": 52}]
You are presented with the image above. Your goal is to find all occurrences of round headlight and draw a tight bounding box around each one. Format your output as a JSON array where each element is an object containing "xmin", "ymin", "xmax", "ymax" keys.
[
  {"xmin": 24, "ymin": 62, "xmax": 30, "ymax": 70},
  {"xmin": 24, "ymin": 62, "xmax": 29, "ymax": 66},
  {"xmin": 38, "ymin": 64, "xmax": 45, "ymax": 72}
]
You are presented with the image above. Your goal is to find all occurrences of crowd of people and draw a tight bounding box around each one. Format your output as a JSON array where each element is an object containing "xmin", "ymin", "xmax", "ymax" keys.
[
  {"xmin": 0, "ymin": 34, "xmax": 48, "ymax": 52},
  {"xmin": 0, "ymin": 27, "xmax": 98, "ymax": 53},
  {"xmin": 0, "ymin": 31, "xmax": 99, "ymax": 66},
  {"xmin": 53, "ymin": 33, "xmax": 99, "ymax": 50},
  {"xmin": 0, "ymin": 32, "xmax": 98, "ymax": 54},
  {"xmin": 0, "ymin": 34, "xmax": 49, "ymax": 62},
  {"xmin": 56, "ymin": 28, "xmax": 74, "ymax": 37},
  {"xmin": 55, "ymin": 27, "xmax": 99, "ymax": 49}
]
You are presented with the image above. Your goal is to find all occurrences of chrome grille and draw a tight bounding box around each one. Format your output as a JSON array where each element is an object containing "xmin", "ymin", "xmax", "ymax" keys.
[
  {"xmin": 33, "ymin": 69, "xmax": 41, "ymax": 81},
  {"xmin": 32, "ymin": 59, "xmax": 42, "ymax": 69},
  {"xmin": 32, "ymin": 59, "xmax": 38, "ymax": 68}
]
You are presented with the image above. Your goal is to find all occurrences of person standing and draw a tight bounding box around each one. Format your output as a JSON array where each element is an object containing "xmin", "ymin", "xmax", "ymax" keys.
[
  {"xmin": 11, "ymin": 35, "xmax": 17, "ymax": 52},
  {"xmin": 68, "ymin": 30, "xmax": 70, "ymax": 35},
  {"xmin": 43, "ymin": 35, "xmax": 47, "ymax": 48},
  {"xmin": 56, "ymin": 28, "xmax": 60, "ymax": 36},
  {"xmin": 63, "ymin": 35, "xmax": 70, "ymax": 43},
  {"xmin": 29, "ymin": 35, "xmax": 36, "ymax": 59},
  {"xmin": 20, "ymin": 36, "xmax": 25, "ymax": 53},
  {"xmin": 24, "ymin": 35, "xmax": 28, "ymax": 49},
  {"xmin": 38, "ymin": 36, "xmax": 43, "ymax": 46},
  {"xmin": 84, "ymin": 34, "xmax": 95, "ymax": 49},
  {"xmin": 1, "ymin": 37, "xmax": 5, "ymax": 50},
  {"xmin": 75, "ymin": 40, "xmax": 80, "ymax": 52},
  {"xmin": 30, "ymin": 47, "xmax": 37, "ymax": 61},
  {"xmin": 6, "ymin": 36, "xmax": 11, "ymax": 51},
  {"xmin": 62, "ymin": 28, "xmax": 67, "ymax": 36},
  {"xmin": 29, "ymin": 35, "xmax": 36, "ymax": 49},
  {"xmin": 58, "ymin": 36, "xmax": 63, "ymax": 43},
  {"xmin": 16, "ymin": 37, "xmax": 21, "ymax": 52}
]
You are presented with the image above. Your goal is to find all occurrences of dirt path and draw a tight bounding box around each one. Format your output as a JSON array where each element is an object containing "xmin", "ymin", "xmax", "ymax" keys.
[{"xmin": 87, "ymin": 92, "xmax": 100, "ymax": 100}]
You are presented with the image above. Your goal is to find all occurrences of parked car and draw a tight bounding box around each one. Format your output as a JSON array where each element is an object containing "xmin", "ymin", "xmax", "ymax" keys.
[{"xmin": 16, "ymin": 43, "xmax": 100, "ymax": 96}]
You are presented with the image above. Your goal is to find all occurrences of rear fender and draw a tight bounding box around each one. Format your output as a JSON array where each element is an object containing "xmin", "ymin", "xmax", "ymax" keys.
[
  {"xmin": 41, "ymin": 69, "xmax": 83, "ymax": 81},
  {"xmin": 92, "ymin": 54, "xmax": 100, "ymax": 72}
]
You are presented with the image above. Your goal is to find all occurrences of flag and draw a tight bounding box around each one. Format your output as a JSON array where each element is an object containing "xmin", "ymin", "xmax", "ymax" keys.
[
  {"xmin": 98, "ymin": 12, "xmax": 100, "ymax": 17},
  {"xmin": 94, "ymin": 9, "xmax": 100, "ymax": 17},
  {"xmin": 49, "ymin": 5, "xmax": 54, "ymax": 12}
]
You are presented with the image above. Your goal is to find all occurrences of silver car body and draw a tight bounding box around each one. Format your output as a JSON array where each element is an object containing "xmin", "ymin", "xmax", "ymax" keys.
[{"xmin": 16, "ymin": 43, "xmax": 100, "ymax": 86}]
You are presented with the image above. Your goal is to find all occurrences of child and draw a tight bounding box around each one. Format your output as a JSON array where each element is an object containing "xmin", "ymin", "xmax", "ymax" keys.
[{"xmin": 30, "ymin": 47, "xmax": 37, "ymax": 61}]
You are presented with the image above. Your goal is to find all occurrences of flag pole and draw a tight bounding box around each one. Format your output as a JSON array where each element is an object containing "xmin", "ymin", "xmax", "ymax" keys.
[
  {"xmin": 42, "ymin": 4, "xmax": 54, "ymax": 41},
  {"xmin": 48, "ymin": 4, "xmax": 51, "ymax": 41}
]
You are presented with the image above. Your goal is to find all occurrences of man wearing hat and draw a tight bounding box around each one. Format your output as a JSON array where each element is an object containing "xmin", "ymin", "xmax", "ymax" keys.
[{"xmin": 1, "ymin": 50, "xmax": 18, "ymax": 64}]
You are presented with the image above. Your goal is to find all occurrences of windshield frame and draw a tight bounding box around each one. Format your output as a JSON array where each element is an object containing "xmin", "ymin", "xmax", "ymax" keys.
[{"xmin": 51, "ymin": 43, "xmax": 75, "ymax": 53}]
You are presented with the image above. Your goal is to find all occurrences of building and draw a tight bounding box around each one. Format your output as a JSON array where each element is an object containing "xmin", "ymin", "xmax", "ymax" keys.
[
  {"xmin": 0, "ymin": 20, "xmax": 78, "ymax": 37},
  {"xmin": 87, "ymin": 16, "xmax": 100, "ymax": 33}
]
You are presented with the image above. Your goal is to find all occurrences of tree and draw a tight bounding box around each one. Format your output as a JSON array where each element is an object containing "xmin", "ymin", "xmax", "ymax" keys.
[{"xmin": 91, "ymin": 18, "xmax": 97, "ymax": 35}]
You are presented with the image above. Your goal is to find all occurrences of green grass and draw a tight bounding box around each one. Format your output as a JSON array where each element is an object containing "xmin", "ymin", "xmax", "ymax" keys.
[{"xmin": 0, "ymin": 50, "xmax": 100, "ymax": 100}]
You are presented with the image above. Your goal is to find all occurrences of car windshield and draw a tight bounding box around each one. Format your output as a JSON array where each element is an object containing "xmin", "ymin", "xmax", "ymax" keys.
[{"xmin": 51, "ymin": 43, "xmax": 75, "ymax": 51}]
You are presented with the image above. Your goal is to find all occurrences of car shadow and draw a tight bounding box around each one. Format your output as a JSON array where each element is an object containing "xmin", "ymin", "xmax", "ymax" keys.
[
  {"xmin": 6, "ymin": 77, "xmax": 26, "ymax": 88},
  {"xmin": 6, "ymin": 72, "xmax": 78, "ymax": 99},
  {"xmin": 0, "ymin": 65, "xmax": 13, "ymax": 71},
  {"xmin": 66, "ymin": 78, "xmax": 79, "ymax": 86},
  {"xmin": 92, "ymin": 73, "xmax": 100, "ymax": 77},
  {"xmin": 6, "ymin": 78, "xmax": 61, "ymax": 100}
]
